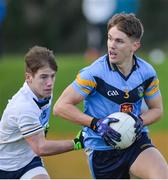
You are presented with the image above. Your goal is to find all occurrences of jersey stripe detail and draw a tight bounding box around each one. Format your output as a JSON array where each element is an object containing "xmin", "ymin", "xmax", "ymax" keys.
[
  {"xmin": 148, "ymin": 79, "xmax": 159, "ymax": 88},
  {"xmin": 22, "ymin": 126, "xmax": 43, "ymax": 136},
  {"xmin": 20, "ymin": 124, "xmax": 41, "ymax": 132},
  {"xmin": 94, "ymin": 76, "xmax": 157, "ymax": 104},
  {"xmin": 76, "ymin": 74, "xmax": 97, "ymax": 88},
  {"xmin": 145, "ymin": 86, "xmax": 159, "ymax": 96},
  {"xmin": 81, "ymin": 87, "xmax": 91, "ymax": 94}
]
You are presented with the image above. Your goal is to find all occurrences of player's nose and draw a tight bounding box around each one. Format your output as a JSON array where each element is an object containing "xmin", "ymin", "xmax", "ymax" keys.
[{"xmin": 46, "ymin": 77, "xmax": 54, "ymax": 86}]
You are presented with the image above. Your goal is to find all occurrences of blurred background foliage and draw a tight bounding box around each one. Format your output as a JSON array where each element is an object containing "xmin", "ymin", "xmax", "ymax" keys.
[
  {"xmin": 2, "ymin": 0, "xmax": 168, "ymax": 54},
  {"xmin": 3, "ymin": 0, "xmax": 86, "ymax": 53}
]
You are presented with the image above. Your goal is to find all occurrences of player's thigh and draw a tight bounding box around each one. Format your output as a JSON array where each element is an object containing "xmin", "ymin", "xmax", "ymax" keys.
[
  {"xmin": 32, "ymin": 174, "xmax": 50, "ymax": 179},
  {"xmin": 130, "ymin": 147, "xmax": 168, "ymax": 179}
]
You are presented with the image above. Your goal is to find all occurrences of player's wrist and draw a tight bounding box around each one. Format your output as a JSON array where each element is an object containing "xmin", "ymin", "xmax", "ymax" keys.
[
  {"xmin": 73, "ymin": 139, "xmax": 78, "ymax": 150},
  {"xmin": 90, "ymin": 117, "xmax": 99, "ymax": 131}
]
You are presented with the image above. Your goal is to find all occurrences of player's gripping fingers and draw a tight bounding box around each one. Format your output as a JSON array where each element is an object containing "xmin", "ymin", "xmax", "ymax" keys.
[
  {"xmin": 73, "ymin": 130, "xmax": 84, "ymax": 150},
  {"xmin": 106, "ymin": 117, "xmax": 121, "ymax": 140},
  {"xmin": 127, "ymin": 112, "xmax": 143, "ymax": 139},
  {"xmin": 134, "ymin": 117, "xmax": 143, "ymax": 134},
  {"xmin": 106, "ymin": 128, "xmax": 121, "ymax": 142},
  {"xmin": 108, "ymin": 117, "xmax": 120, "ymax": 124},
  {"xmin": 103, "ymin": 134, "xmax": 117, "ymax": 147}
]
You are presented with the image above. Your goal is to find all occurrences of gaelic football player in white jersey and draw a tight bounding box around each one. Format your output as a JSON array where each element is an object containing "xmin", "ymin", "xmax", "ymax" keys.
[{"xmin": 0, "ymin": 46, "xmax": 83, "ymax": 179}]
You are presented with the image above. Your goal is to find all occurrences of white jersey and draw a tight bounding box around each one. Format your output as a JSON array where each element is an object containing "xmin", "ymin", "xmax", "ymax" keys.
[{"xmin": 0, "ymin": 82, "xmax": 52, "ymax": 171}]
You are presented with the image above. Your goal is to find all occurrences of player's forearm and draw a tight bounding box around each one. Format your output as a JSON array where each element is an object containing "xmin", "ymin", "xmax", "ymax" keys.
[
  {"xmin": 53, "ymin": 103, "xmax": 92, "ymax": 126},
  {"xmin": 140, "ymin": 107, "xmax": 163, "ymax": 125},
  {"xmin": 36, "ymin": 140, "xmax": 74, "ymax": 156}
]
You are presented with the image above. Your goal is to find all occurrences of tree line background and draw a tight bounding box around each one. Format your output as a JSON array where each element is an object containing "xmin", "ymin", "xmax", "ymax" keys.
[{"xmin": 2, "ymin": 0, "xmax": 168, "ymax": 54}]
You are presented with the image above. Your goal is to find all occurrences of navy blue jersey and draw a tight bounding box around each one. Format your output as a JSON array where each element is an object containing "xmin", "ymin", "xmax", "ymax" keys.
[{"xmin": 72, "ymin": 54, "xmax": 160, "ymax": 150}]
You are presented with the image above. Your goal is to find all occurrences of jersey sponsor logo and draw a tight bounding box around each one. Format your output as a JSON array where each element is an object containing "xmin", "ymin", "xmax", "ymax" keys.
[
  {"xmin": 107, "ymin": 90, "xmax": 119, "ymax": 96},
  {"xmin": 120, "ymin": 103, "xmax": 133, "ymax": 113}
]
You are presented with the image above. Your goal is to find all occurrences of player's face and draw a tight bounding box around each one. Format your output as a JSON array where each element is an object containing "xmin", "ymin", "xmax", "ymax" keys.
[
  {"xmin": 26, "ymin": 66, "xmax": 56, "ymax": 99},
  {"xmin": 107, "ymin": 26, "xmax": 140, "ymax": 65}
]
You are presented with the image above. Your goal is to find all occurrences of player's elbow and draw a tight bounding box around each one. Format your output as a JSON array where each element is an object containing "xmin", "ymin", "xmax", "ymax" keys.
[
  {"xmin": 154, "ymin": 107, "xmax": 163, "ymax": 122},
  {"xmin": 53, "ymin": 103, "xmax": 63, "ymax": 117},
  {"xmin": 158, "ymin": 107, "xmax": 164, "ymax": 119},
  {"xmin": 33, "ymin": 144, "xmax": 47, "ymax": 156}
]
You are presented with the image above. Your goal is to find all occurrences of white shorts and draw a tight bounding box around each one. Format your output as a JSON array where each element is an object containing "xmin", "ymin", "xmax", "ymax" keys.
[{"xmin": 20, "ymin": 166, "xmax": 49, "ymax": 179}]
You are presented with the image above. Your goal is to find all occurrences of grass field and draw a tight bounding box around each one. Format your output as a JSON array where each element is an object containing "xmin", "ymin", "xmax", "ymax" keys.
[
  {"xmin": 0, "ymin": 53, "xmax": 168, "ymax": 178},
  {"xmin": 0, "ymin": 53, "xmax": 168, "ymax": 132},
  {"xmin": 43, "ymin": 132, "xmax": 168, "ymax": 179}
]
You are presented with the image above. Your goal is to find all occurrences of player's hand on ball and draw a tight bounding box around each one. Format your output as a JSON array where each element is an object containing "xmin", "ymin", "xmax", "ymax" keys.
[
  {"xmin": 90, "ymin": 117, "xmax": 121, "ymax": 146},
  {"xmin": 127, "ymin": 112, "xmax": 144, "ymax": 139},
  {"xmin": 73, "ymin": 130, "xmax": 84, "ymax": 150}
]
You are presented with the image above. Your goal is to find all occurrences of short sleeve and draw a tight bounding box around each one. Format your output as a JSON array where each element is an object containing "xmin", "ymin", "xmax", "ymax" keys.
[
  {"xmin": 72, "ymin": 69, "xmax": 97, "ymax": 98},
  {"xmin": 18, "ymin": 111, "xmax": 43, "ymax": 137},
  {"xmin": 144, "ymin": 76, "xmax": 161, "ymax": 99}
]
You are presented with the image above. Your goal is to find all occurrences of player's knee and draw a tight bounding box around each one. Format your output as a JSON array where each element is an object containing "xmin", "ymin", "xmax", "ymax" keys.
[
  {"xmin": 148, "ymin": 163, "xmax": 168, "ymax": 179},
  {"xmin": 157, "ymin": 166, "xmax": 168, "ymax": 179}
]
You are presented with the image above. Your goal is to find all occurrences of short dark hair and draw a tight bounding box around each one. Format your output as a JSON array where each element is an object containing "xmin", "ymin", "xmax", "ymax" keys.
[
  {"xmin": 25, "ymin": 45, "xmax": 58, "ymax": 75},
  {"xmin": 107, "ymin": 13, "xmax": 144, "ymax": 40}
]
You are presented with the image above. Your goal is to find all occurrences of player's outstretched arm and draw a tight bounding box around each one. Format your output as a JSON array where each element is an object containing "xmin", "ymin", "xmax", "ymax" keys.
[{"xmin": 25, "ymin": 130, "xmax": 84, "ymax": 156}]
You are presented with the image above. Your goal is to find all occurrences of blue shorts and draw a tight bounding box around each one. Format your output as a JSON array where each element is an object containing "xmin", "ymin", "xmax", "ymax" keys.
[
  {"xmin": 89, "ymin": 132, "xmax": 154, "ymax": 179},
  {"xmin": 0, "ymin": 156, "xmax": 43, "ymax": 179}
]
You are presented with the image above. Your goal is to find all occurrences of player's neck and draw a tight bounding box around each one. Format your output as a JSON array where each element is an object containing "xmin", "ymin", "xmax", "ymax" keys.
[{"xmin": 116, "ymin": 58, "xmax": 134, "ymax": 76}]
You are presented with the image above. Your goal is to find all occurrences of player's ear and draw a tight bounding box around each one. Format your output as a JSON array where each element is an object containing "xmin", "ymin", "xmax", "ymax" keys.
[
  {"xmin": 133, "ymin": 41, "xmax": 141, "ymax": 52},
  {"xmin": 25, "ymin": 72, "xmax": 32, "ymax": 83}
]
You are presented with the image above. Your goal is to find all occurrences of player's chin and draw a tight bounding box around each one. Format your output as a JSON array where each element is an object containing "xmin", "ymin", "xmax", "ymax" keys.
[
  {"xmin": 109, "ymin": 57, "xmax": 118, "ymax": 64},
  {"xmin": 43, "ymin": 90, "xmax": 52, "ymax": 98}
]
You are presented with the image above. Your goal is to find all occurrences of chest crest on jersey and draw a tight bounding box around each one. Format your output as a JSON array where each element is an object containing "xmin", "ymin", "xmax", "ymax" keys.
[
  {"xmin": 120, "ymin": 103, "xmax": 133, "ymax": 113},
  {"xmin": 137, "ymin": 86, "xmax": 144, "ymax": 97}
]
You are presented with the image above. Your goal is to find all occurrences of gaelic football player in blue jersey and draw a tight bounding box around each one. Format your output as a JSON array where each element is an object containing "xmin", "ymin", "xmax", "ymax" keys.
[
  {"xmin": 0, "ymin": 46, "xmax": 83, "ymax": 179},
  {"xmin": 53, "ymin": 13, "xmax": 168, "ymax": 179}
]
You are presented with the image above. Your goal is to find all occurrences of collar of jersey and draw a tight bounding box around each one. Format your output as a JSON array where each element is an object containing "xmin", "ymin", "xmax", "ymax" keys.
[{"xmin": 33, "ymin": 97, "xmax": 50, "ymax": 109}]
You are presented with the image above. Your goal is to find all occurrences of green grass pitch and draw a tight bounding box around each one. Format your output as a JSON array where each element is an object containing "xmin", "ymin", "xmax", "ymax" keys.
[{"xmin": 0, "ymin": 53, "xmax": 167, "ymax": 133}]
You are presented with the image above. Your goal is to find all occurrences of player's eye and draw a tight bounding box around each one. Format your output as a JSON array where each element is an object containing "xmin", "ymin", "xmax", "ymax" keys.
[
  {"xmin": 40, "ymin": 75, "xmax": 48, "ymax": 79},
  {"xmin": 116, "ymin": 39, "xmax": 124, "ymax": 43},
  {"xmin": 51, "ymin": 74, "xmax": 55, "ymax": 79}
]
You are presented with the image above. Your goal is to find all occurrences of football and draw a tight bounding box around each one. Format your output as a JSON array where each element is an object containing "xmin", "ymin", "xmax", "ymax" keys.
[{"xmin": 108, "ymin": 112, "xmax": 136, "ymax": 149}]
